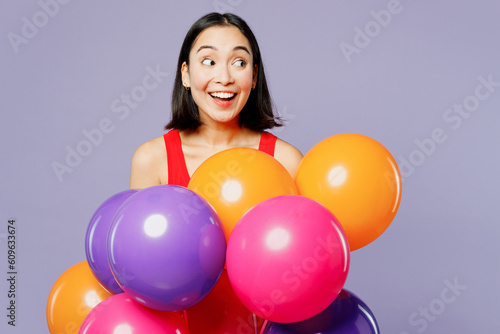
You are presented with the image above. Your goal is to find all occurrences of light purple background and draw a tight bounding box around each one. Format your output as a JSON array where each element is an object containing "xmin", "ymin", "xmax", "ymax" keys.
[{"xmin": 1, "ymin": 0, "xmax": 499, "ymax": 333}]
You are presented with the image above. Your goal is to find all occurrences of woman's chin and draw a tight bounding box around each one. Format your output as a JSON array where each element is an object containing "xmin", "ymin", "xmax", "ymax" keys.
[{"xmin": 203, "ymin": 112, "xmax": 239, "ymax": 125}]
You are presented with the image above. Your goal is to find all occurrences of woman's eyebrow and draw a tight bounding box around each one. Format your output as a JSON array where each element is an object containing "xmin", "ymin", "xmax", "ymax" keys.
[
  {"xmin": 197, "ymin": 45, "xmax": 216, "ymax": 53},
  {"xmin": 196, "ymin": 45, "xmax": 250, "ymax": 55},
  {"xmin": 233, "ymin": 46, "xmax": 250, "ymax": 55}
]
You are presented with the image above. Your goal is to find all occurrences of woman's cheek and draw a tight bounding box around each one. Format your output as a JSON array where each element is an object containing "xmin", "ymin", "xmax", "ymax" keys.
[
  {"xmin": 191, "ymin": 71, "xmax": 210, "ymax": 90},
  {"xmin": 236, "ymin": 72, "xmax": 253, "ymax": 91}
]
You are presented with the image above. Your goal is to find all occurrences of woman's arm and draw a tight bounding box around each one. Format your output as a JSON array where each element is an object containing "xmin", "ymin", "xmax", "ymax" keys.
[
  {"xmin": 129, "ymin": 137, "xmax": 167, "ymax": 189},
  {"xmin": 274, "ymin": 138, "xmax": 303, "ymax": 178}
]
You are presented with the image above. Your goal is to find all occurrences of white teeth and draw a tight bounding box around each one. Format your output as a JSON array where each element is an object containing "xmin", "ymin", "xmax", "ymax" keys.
[{"xmin": 211, "ymin": 92, "xmax": 235, "ymax": 99}]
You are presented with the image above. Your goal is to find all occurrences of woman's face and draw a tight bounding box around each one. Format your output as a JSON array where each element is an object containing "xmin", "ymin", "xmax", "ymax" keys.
[{"xmin": 182, "ymin": 25, "xmax": 257, "ymax": 126}]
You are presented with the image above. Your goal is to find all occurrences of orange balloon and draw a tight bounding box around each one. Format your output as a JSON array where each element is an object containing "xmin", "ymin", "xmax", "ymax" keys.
[
  {"xmin": 188, "ymin": 148, "xmax": 297, "ymax": 242},
  {"xmin": 186, "ymin": 270, "xmax": 264, "ymax": 333},
  {"xmin": 294, "ymin": 133, "xmax": 402, "ymax": 251},
  {"xmin": 46, "ymin": 260, "xmax": 114, "ymax": 333}
]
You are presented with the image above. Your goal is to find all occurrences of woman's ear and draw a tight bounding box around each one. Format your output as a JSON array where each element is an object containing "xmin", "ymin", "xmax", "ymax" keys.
[
  {"xmin": 252, "ymin": 64, "xmax": 258, "ymax": 89},
  {"xmin": 181, "ymin": 62, "xmax": 190, "ymax": 88}
]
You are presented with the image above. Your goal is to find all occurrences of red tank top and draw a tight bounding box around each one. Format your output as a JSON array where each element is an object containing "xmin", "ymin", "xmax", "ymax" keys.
[{"xmin": 164, "ymin": 129, "xmax": 277, "ymax": 187}]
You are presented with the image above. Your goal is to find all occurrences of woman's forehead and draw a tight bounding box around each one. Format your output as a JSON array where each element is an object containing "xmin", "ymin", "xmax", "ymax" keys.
[{"xmin": 191, "ymin": 25, "xmax": 252, "ymax": 55}]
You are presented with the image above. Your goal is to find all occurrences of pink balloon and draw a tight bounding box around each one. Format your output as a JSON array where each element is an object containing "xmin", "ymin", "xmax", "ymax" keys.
[
  {"xmin": 226, "ymin": 195, "xmax": 350, "ymax": 323},
  {"xmin": 78, "ymin": 293, "xmax": 188, "ymax": 334}
]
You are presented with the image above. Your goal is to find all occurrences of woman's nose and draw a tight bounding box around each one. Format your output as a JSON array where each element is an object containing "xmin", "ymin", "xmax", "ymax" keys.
[{"xmin": 214, "ymin": 65, "xmax": 234, "ymax": 85}]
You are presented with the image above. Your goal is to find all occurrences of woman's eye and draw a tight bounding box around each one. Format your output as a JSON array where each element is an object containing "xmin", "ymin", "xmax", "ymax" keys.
[
  {"xmin": 202, "ymin": 59, "xmax": 215, "ymax": 66},
  {"xmin": 234, "ymin": 60, "xmax": 246, "ymax": 67}
]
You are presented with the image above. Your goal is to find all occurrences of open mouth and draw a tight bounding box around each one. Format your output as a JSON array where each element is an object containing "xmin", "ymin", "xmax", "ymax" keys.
[{"xmin": 210, "ymin": 92, "xmax": 236, "ymax": 103}]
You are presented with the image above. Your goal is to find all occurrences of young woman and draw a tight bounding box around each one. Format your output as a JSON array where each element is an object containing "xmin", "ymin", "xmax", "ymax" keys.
[{"xmin": 130, "ymin": 12, "xmax": 302, "ymax": 189}]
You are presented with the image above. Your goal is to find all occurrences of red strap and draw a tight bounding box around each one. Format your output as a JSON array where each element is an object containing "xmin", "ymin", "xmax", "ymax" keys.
[
  {"xmin": 164, "ymin": 130, "xmax": 277, "ymax": 187},
  {"xmin": 258, "ymin": 131, "xmax": 277, "ymax": 157},
  {"xmin": 164, "ymin": 130, "xmax": 190, "ymax": 187}
]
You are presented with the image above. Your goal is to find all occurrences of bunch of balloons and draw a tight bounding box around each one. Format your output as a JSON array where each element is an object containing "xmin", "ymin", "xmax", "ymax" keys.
[{"xmin": 46, "ymin": 133, "xmax": 401, "ymax": 333}]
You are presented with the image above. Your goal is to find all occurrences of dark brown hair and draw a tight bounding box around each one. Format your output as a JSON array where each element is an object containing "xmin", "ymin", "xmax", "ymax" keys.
[{"xmin": 165, "ymin": 12, "xmax": 282, "ymax": 131}]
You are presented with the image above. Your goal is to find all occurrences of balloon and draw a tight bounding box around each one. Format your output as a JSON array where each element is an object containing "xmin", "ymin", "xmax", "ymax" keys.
[
  {"xmin": 263, "ymin": 289, "xmax": 380, "ymax": 333},
  {"xmin": 186, "ymin": 269, "xmax": 263, "ymax": 333},
  {"xmin": 226, "ymin": 195, "xmax": 350, "ymax": 323},
  {"xmin": 46, "ymin": 261, "xmax": 113, "ymax": 334},
  {"xmin": 79, "ymin": 293, "xmax": 189, "ymax": 334},
  {"xmin": 188, "ymin": 148, "xmax": 297, "ymax": 242},
  {"xmin": 85, "ymin": 189, "xmax": 138, "ymax": 293},
  {"xmin": 107, "ymin": 185, "xmax": 226, "ymax": 312},
  {"xmin": 294, "ymin": 133, "xmax": 402, "ymax": 251}
]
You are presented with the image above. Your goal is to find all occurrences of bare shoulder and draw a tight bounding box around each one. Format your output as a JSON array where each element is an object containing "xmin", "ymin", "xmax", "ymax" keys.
[
  {"xmin": 274, "ymin": 137, "xmax": 303, "ymax": 178},
  {"xmin": 130, "ymin": 135, "xmax": 167, "ymax": 189},
  {"xmin": 133, "ymin": 136, "xmax": 165, "ymax": 160}
]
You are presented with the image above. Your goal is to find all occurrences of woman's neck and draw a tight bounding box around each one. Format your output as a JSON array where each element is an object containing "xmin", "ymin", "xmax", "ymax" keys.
[{"xmin": 180, "ymin": 122, "xmax": 257, "ymax": 149}]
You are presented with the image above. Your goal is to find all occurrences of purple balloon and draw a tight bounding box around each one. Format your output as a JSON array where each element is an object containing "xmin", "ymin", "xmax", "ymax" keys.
[
  {"xmin": 264, "ymin": 289, "xmax": 380, "ymax": 334},
  {"xmin": 85, "ymin": 189, "xmax": 138, "ymax": 293},
  {"xmin": 107, "ymin": 185, "xmax": 226, "ymax": 312}
]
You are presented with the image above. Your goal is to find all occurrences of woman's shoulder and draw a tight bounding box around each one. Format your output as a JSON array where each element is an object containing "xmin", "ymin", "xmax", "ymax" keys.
[
  {"xmin": 133, "ymin": 135, "xmax": 166, "ymax": 161},
  {"xmin": 130, "ymin": 135, "xmax": 168, "ymax": 188},
  {"xmin": 273, "ymin": 136, "xmax": 303, "ymax": 178}
]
